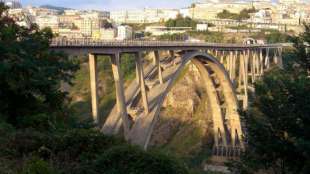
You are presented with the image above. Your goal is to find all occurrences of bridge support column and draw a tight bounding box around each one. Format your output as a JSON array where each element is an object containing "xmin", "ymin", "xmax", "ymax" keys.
[
  {"xmin": 242, "ymin": 50, "xmax": 249, "ymax": 110},
  {"xmin": 111, "ymin": 52, "xmax": 130, "ymax": 137},
  {"xmin": 265, "ymin": 48, "xmax": 270, "ymax": 69},
  {"xmin": 229, "ymin": 51, "xmax": 233, "ymax": 79},
  {"xmin": 278, "ymin": 47, "xmax": 283, "ymax": 69},
  {"xmin": 136, "ymin": 52, "xmax": 149, "ymax": 114},
  {"xmin": 89, "ymin": 54, "xmax": 99, "ymax": 124},
  {"xmin": 154, "ymin": 51, "xmax": 164, "ymax": 84},
  {"xmin": 220, "ymin": 51, "xmax": 224, "ymax": 64},
  {"xmin": 169, "ymin": 50, "xmax": 175, "ymax": 58},
  {"xmin": 260, "ymin": 49, "xmax": 264, "ymax": 76},
  {"xmin": 250, "ymin": 50, "xmax": 255, "ymax": 83}
]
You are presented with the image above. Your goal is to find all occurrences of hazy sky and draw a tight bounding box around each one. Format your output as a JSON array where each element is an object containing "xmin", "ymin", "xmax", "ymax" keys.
[{"xmin": 21, "ymin": 0, "xmax": 196, "ymax": 10}]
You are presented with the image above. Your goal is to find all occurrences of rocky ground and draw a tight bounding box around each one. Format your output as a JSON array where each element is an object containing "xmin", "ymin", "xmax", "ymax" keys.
[{"xmin": 149, "ymin": 64, "xmax": 215, "ymax": 170}]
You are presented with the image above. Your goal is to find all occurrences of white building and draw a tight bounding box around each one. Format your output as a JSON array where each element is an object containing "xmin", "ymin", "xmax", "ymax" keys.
[
  {"xmin": 249, "ymin": 9, "xmax": 273, "ymax": 23},
  {"xmin": 26, "ymin": 6, "xmax": 59, "ymax": 16},
  {"xmin": 80, "ymin": 10, "xmax": 110, "ymax": 20},
  {"xmin": 279, "ymin": 0, "xmax": 301, "ymax": 5},
  {"xmin": 117, "ymin": 25, "xmax": 133, "ymax": 40},
  {"xmin": 145, "ymin": 26, "xmax": 191, "ymax": 36},
  {"xmin": 111, "ymin": 9, "xmax": 179, "ymax": 24},
  {"xmin": 196, "ymin": 23, "xmax": 208, "ymax": 31},
  {"xmin": 8, "ymin": 8, "xmax": 33, "ymax": 28},
  {"xmin": 100, "ymin": 28, "xmax": 116, "ymax": 40},
  {"xmin": 35, "ymin": 15, "xmax": 59, "ymax": 32},
  {"xmin": 0, "ymin": 0, "xmax": 22, "ymax": 9}
]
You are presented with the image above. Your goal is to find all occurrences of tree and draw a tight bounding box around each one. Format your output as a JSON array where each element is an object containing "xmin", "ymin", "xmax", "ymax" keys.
[
  {"xmin": 230, "ymin": 24, "xmax": 310, "ymax": 174},
  {"xmin": 0, "ymin": 3, "xmax": 79, "ymax": 128},
  {"xmin": 217, "ymin": 10, "xmax": 238, "ymax": 20},
  {"xmin": 165, "ymin": 15, "xmax": 197, "ymax": 29},
  {"xmin": 217, "ymin": 8, "xmax": 257, "ymax": 21}
]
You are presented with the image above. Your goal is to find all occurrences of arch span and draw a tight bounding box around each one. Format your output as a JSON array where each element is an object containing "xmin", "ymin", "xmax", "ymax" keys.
[{"xmin": 103, "ymin": 51, "xmax": 244, "ymax": 156}]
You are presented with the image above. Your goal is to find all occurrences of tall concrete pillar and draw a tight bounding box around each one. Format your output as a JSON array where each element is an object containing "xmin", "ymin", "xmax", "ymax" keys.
[
  {"xmin": 243, "ymin": 50, "xmax": 249, "ymax": 109},
  {"xmin": 278, "ymin": 47, "xmax": 283, "ymax": 69},
  {"xmin": 89, "ymin": 54, "xmax": 99, "ymax": 124},
  {"xmin": 260, "ymin": 49, "xmax": 264, "ymax": 75},
  {"xmin": 250, "ymin": 50, "xmax": 255, "ymax": 83},
  {"xmin": 229, "ymin": 51, "xmax": 233, "ymax": 79},
  {"xmin": 220, "ymin": 51, "xmax": 225, "ymax": 64},
  {"xmin": 232, "ymin": 51, "xmax": 237, "ymax": 80},
  {"xmin": 273, "ymin": 48, "xmax": 278, "ymax": 65},
  {"xmin": 111, "ymin": 52, "xmax": 130, "ymax": 136},
  {"xmin": 154, "ymin": 50, "xmax": 164, "ymax": 84},
  {"xmin": 136, "ymin": 52, "xmax": 149, "ymax": 114},
  {"xmin": 265, "ymin": 48, "xmax": 270, "ymax": 69},
  {"xmin": 169, "ymin": 50, "xmax": 175, "ymax": 58}
]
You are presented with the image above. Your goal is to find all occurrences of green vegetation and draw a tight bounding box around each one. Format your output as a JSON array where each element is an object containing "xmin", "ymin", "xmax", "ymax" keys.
[
  {"xmin": 189, "ymin": 31, "xmax": 224, "ymax": 43},
  {"xmin": 0, "ymin": 3, "xmax": 190, "ymax": 173},
  {"xmin": 251, "ymin": 29, "xmax": 292, "ymax": 43},
  {"xmin": 217, "ymin": 8, "xmax": 257, "ymax": 21},
  {"xmin": 229, "ymin": 24, "xmax": 310, "ymax": 174},
  {"xmin": 156, "ymin": 33, "xmax": 188, "ymax": 41},
  {"xmin": 165, "ymin": 15, "xmax": 197, "ymax": 29},
  {"xmin": 227, "ymin": 24, "xmax": 250, "ymax": 30}
]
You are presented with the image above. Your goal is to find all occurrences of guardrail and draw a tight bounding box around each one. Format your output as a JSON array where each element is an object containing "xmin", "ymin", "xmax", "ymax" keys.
[{"xmin": 50, "ymin": 38, "xmax": 288, "ymax": 48}]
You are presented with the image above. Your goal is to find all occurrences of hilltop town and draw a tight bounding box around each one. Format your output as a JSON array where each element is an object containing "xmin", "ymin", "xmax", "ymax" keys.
[{"xmin": 3, "ymin": 0, "xmax": 310, "ymax": 41}]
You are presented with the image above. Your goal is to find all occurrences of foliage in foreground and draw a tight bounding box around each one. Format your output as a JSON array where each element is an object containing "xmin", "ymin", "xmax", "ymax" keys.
[
  {"xmin": 229, "ymin": 24, "xmax": 310, "ymax": 174},
  {"xmin": 0, "ymin": 3, "xmax": 190, "ymax": 174},
  {"xmin": 0, "ymin": 124, "xmax": 189, "ymax": 174}
]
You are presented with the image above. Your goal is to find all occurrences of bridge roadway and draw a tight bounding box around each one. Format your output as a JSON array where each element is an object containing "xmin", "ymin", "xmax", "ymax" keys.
[{"xmin": 50, "ymin": 39, "xmax": 288, "ymax": 54}]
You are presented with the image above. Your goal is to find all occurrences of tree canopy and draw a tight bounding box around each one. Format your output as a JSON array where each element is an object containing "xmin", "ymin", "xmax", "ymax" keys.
[
  {"xmin": 0, "ymin": 3, "xmax": 191, "ymax": 174},
  {"xmin": 230, "ymin": 24, "xmax": 310, "ymax": 174},
  {"xmin": 0, "ymin": 4, "xmax": 80, "ymax": 128},
  {"xmin": 165, "ymin": 15, "xmax": 197, "ymax": 29},
  {"xmin": 217, "ymin": 8, "xmax": 257, "ymax": 21}
]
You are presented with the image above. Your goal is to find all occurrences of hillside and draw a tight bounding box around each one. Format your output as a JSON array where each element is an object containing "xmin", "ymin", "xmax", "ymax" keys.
[{"xmin": 68, "ymin": 56, "xmax": 217, "ymax": 173}]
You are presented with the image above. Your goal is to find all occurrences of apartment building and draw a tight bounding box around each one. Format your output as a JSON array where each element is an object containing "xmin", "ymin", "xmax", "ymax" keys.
[
  {"xmin": 110, "ymin": 9, "xmax": 179, "ymax": 24},
  {"xmin": 117, "ymin": 25, "xmax": 133, "ymax": 40},
  {"xmin": 35, "ymin": 15, "xmax": 59, "ymax": 32}
]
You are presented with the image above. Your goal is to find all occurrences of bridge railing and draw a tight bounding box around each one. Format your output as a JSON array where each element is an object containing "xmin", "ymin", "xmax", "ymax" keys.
[{"xmin": 50, "ymin": 38, "xmax": 288, "ymax": 48}]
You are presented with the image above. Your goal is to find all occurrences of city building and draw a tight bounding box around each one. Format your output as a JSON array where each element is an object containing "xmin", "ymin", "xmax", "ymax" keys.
[
  {"xmin": 8, "ymin": 8, "xmax": 34, "ymax": 27},
  {"xmin": 35, "ymin": 15, "xmax": 59, "ymax": 32},
  {"xmin": 145, "ymin": 26, "xmax": 192, "ymax": 36},
  {"xmin": 26, "ymin": 6, "xmax": 59, "ymax": 16},
  {"xmin": 110, "ymin": 9, "xmax": 179, "ymax": 24},
  {"xmin": 0, "ymin": 0, "xmax": 21, "ymax": 9},
  {"xmin": 249, "ymin": 9, "xmax": 273, "ymax": 23},
  {"xmin": 117, "ymin": 25, "xmax": 133, "ymax": 40},
  {"xmin": 100, "ymin": 28, "xmax": 116, "ymax": 40},
  {"xmin": 196, "ymin": 23, "xmax": 208, "ymax": 31}
]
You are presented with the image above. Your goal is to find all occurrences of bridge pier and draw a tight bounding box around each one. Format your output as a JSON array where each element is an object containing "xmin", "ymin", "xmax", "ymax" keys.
[
  {"xmin": 135, "ymin": 52, "xmax": 149, "ymax": 114},
  {"xmin": 169, "ymin": 50, "xmax": 175, "ymax": 58},
  {"xmin": 265, "ymin": 48, "xmax": 270, "ymax": 69},
  {"xmin": 154, "ymin": 51, "xmax": 164, "ymax": 84},
  {"xmin": 111, "ymin": 53, "xmax": 131, "ymax": 137},
  {"xmin": 89, "ymin": 54, "xmax": 99, "ymax": 124},
  {"xmin": 260, "ymin": 49, "xmax": 264, "ymax": 76}
]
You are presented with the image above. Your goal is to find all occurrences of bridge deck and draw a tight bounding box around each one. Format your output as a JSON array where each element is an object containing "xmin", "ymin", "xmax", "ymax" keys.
[{"xmin": 50, "ymin": 39, "xmax": 288, "ymax": 50}]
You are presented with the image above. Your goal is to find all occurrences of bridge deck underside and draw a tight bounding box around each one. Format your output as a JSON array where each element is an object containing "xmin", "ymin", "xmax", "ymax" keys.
[{"xmin": 102, "ymin": 51, "xmax": 246, "ymax": 157}]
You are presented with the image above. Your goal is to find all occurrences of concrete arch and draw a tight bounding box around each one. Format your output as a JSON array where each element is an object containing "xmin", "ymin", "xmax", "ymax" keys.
[{"xmin": 126, "ymin": 51, "xmax": 244, "ymax": 151}]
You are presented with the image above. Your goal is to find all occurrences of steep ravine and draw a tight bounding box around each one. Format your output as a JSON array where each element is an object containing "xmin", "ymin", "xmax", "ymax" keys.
[{"xmin": 149, "ymin": 64, "xmax": 214, "ymax": 170}]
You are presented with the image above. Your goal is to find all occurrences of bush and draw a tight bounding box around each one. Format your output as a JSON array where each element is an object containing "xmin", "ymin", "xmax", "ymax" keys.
[
  {"xmin": 94, "ymin": 145, "xmax": 189, "ymax": 174},
  {"xmin": 21, "ymin": 158, "xmax": 59, "ymax": 174}
]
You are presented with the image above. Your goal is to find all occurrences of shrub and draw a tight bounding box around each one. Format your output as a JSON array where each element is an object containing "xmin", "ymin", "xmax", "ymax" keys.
[
  {"xmin": 21, "ymin": 158, "xmax": 59, "ymax": 174},
  {"xmin": 94, "ymin": 145, "xmax": 189, "ymax": 174}
]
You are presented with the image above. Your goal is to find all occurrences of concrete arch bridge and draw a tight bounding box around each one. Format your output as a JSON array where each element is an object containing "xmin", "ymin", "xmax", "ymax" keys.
[{"xmin": 50, "ymin": 39, "xmax": 285, "ymax": 158}]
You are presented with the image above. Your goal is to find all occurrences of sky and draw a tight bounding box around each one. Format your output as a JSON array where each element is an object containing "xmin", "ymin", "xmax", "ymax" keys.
[{"xmin": 21, "ymin": 0, "xmax": 196, "ymax": 10}]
